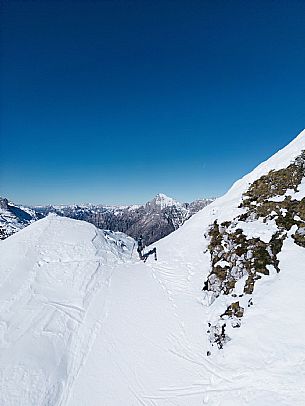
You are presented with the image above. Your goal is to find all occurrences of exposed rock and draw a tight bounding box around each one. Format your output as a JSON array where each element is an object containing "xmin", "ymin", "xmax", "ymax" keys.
[
  {"xmin": 0, "ymin": 198, "xmax": 8, "ymax": 210},
  {"xmin": 204, "ymin": 151, "xmax": 305, "ymax": 350}
]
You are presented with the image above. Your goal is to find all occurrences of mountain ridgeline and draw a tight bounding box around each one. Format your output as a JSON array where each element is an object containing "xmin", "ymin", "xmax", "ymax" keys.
[
  {"xmin": 33, "ymin": 194, "xmax": 214, "ymax": 245},
  {"xmin": 1, "ymin": 194, "xmax": 214, "ymax": 244},
  {"xmin": 0, "ymin": 197, "xmax": 39, "ymax": 239}
]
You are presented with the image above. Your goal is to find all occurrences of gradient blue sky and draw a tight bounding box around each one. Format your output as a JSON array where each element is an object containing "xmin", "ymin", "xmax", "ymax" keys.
[{"xmin": 1, "ymin": 0, "xmax": 305, "ymax": 205}]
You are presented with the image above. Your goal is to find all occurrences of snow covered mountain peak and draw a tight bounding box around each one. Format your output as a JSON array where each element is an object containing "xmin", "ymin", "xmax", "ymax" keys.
[{"xmin": 147, "ymin": 193, "xmax": 180, "ymax": 210}]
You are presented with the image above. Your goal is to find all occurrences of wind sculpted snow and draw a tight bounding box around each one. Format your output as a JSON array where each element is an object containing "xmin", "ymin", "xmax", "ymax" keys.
[
  {"xmin": 0, "ymin": 215, "xmax": 134, "ymax": 405},
  {"xmin": 1, "ymin": 130, "xmax": 305, "ymax": 405}
]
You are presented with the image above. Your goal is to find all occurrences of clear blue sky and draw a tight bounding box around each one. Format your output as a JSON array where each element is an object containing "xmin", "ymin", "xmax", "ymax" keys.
[{"xmin": 1, "ymin": 0, "xmax": 305, "ymax": 205}]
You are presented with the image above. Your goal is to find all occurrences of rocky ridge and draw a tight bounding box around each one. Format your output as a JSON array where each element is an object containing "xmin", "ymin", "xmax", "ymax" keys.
[{"xmin": 203, "ymin": 149, "xmax": 305, "ymax": 352}]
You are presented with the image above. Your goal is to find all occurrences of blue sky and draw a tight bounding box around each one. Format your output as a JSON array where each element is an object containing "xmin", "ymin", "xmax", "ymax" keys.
[{"xmin": 1, "ymin": 0, "xmax": 305, "ymax": 205}]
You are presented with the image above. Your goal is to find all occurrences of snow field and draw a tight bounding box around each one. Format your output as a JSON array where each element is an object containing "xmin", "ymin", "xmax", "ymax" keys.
[{"xmin": 1, "ymin": 130, "xmax": 305, "ymax": 405}]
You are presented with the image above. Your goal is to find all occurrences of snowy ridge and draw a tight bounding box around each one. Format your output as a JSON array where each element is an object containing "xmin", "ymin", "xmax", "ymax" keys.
[
  {"xmin": 66, "ymin": 130, "xmax": 305, "ymax": 405},
  {"xmin": 1, "ymin": 130, "xmax": 305, "ymax": 405},
  {"xmin": 226, "ymin": 129, "xmax": 305, "ymax": 204},
  {"xmin": 0, "ymin": 215, "xmax": 134, "ymax": 406}
]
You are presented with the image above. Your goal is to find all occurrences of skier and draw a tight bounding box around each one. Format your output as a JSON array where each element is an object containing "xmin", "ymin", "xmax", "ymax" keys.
[
  {"xmin": 136, "ymin": 235, "xmax": 157, "ymax": 262},
  {"xmin": 137, "ymin": 235, "xmax": 144, "ymax": 260},
  {"xmin": 142, "ymin": 247, "xmax": 157, "ymax": 263}
]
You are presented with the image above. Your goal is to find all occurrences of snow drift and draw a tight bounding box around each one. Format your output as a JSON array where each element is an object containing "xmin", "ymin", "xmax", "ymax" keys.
[{"xmin": 0, "ymin": 215, "xmax": 133, "ymax": 405}]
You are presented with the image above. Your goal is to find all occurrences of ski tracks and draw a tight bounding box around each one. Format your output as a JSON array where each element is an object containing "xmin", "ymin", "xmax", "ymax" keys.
[{"xmin": 142, "ymin": 258, "xmax": 237, "ymax": 405}]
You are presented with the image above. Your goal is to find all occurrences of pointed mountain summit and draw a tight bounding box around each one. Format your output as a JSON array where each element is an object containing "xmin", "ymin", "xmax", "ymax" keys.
[{"xmin": 145, "ymin": 193, "xmax": 180, "ymax": 211}]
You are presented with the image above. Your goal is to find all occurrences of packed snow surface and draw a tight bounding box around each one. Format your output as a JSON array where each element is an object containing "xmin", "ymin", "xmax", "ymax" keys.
[
  {"xmin": 0, "ymin": 215, "xmax": 133, "ymax": 405},
  {"xmin": 1, "ymin": 130, "xmax": 305, "ymax": 405}
]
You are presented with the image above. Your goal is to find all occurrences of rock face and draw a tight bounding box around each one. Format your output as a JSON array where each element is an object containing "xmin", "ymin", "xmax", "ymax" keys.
[
  {"xmin": 203, "ymin": 147, "xmax": 305, "ymax": 351},
  {"xmin": 0, "ymin": 198, "xmax": 9, "ymax": 210},
  {"xmin": 33, "ymin": 194, "xmax": 214, "ymax": 245}
]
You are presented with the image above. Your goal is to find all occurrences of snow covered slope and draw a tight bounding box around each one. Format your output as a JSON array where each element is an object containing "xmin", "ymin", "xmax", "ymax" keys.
[
  {"xmin": 67, "ymin": 130, "xmax": 305, "ymax": 406},
  {"xmin": 1, "ymin": 130, "xmax": 305, "ymax": 406},
  {"xmin": 0, "ymin": 215, "xmax": 134, "ymax": 406}
]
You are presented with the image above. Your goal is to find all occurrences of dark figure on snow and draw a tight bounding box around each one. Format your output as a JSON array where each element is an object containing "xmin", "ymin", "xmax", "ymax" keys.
[
  {"xmin": 142, "ymin": 247, "xmax": 157, "ymax": 263},
  {"xmin": 202, "ymin": 280, "xmax": 209, "ymax": 291},
  {"xmin": 137, "ymin": 235, "xmax": 157, "ymax": 262},
  {"xmin": 137, "ymin": 235, "xmax": 144, "ymax": 260}
]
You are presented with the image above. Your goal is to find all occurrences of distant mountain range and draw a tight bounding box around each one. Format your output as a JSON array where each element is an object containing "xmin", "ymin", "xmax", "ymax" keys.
[{"xmin": 0, "ymin": 194, "xmax": 215, "ymax": 244}]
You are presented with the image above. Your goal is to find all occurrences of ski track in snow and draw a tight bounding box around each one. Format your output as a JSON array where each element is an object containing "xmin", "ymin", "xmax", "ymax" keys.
[{"xmin": 66, "ymin": 237, "xmax": 245, "ymax": 406}]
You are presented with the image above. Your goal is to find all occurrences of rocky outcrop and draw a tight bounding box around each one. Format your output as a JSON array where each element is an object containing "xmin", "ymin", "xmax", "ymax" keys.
[
  {"xmin": 203, "ymin": 151, "xmax": 305, "ymax": 351},
  {"xmin": 0, "ymin": 198, "xmax": 9, "ymax": 210}
]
